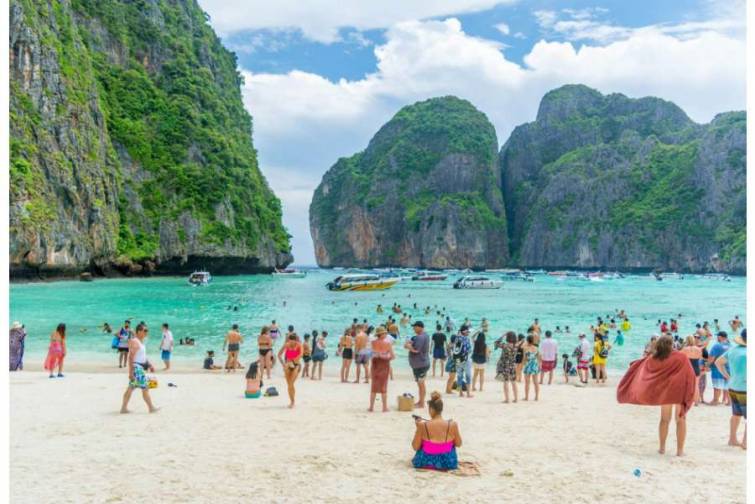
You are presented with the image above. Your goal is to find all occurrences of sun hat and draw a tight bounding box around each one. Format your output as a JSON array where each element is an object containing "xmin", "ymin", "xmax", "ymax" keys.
[
  {"xmin": 11, "ymin": 321, "xmax": 22, "ymax": 329},
  {"xmin": 375, "ymin": 326, "xmax": 388, "ymax": 336}
]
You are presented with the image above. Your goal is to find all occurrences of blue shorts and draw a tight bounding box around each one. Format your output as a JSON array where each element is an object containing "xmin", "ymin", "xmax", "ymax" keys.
[
  {"xmin": 433, "ymin": 347, "xmax": 446, "ymax": 359},
  {"xmin": 161, "ymin": 350, "xmax": 171, "ymax": 361},
  {"xmin": 711, "ymin": 377, "xmax": 729, "ymax": 390}
]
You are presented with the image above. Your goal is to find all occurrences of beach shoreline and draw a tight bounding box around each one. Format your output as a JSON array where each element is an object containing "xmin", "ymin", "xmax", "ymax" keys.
[{"xmin": 10, "ymin": 364, "xmax": 746, "ymax": 503}]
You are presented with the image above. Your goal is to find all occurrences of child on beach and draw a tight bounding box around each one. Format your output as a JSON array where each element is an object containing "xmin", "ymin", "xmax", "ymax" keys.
[
  {"xmin": 562, "ymin": 353, "xmax": 574, "ymax": 383},
  {"xmin": 245, "ymin": 361, "xmax": 262, "ymax": 398},
  {"xmin": 203, "ymin": 351, "xmax": 221, "ymax": 370}
]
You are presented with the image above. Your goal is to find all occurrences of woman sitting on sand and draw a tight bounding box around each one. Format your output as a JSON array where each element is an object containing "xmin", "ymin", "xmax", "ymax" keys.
[
  {"xmin": 277, "ymin": 334, "xmax": 303, "ymax": 408},
  {"xmin": 338, "ymin": 329, "xmax": 354, "ymax": 383},
  {"xmin": 258, "ymin": 326, "xmax": 273, "ymax": 379},
  {"xmin": 369, "ymin": 326, "xmax": 395, "ymax": 412},
  {"xmin": 245, "ymin": 361, "xmax": 262, "ymax": 398},
  {"xmin": 495, "ymin": 331, "xmax": 518, "ymax": 403},
  {"xmin": 411, "ymin": 391, "xmax": 462, "ymax": 470},
  {"xmin": 43, "ymin": 323, "xmax": 67, "ymax": 378},
  {"xmin": 617, "ymin": 335, "xmax": 696, "ymax": 456},
  {"xmin": 522, "ymin": 334, "xmax": 541, "ymax": 401}
]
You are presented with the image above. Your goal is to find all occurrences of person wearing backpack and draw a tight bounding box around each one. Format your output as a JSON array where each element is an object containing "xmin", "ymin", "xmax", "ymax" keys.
[
  {"xmin": 593, "ymin": 333, "xmax": 612, "ymax": 384},
  {"xmin": 453, "ymin": 325, "xmax": 473, "ymax": 398}
]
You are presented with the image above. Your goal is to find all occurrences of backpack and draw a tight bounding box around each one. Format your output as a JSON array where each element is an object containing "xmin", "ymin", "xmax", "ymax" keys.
[
  {"xmin": 264, "ymin": 386, "xmax": 279, "ymax": 397},
  {"xmin": 599, "ymin": 343, "xmax": 609, "ymax": 359}
]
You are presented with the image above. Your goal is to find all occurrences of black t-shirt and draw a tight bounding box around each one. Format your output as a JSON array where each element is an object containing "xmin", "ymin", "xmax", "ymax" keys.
[{"xmin": 432, "ymin": 332, "xmax": 446, "ymax": 348}]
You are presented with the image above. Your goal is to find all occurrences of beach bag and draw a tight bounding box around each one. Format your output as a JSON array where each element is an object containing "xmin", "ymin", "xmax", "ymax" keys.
[
  {"xmin": 599, "ymin": 344, "xmax": 609, "ymax": 359},
  {"xmin": 264, "ymin": 386, "xmax": 279, "ymax": 397},
  {"xmin": 111, "ymin": 336, "xmax": 119, "ymax": 349},
  {"xmin": 147, "ymin": 376, "xmax": 158, "ymax": 389},
  {"xmin": 397, "ymin": 393, "xmax": 414, "ymax": 411}
]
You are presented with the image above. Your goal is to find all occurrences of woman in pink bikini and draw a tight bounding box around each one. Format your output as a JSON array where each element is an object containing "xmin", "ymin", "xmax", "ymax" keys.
[
  {"xmin": 411, "ymin": 391, "xmax": 462, "ymax": 470},
  {"xmin": 43, "ymin": 323, "xmax": 67, "ymax": 378},
  {"xmin": 277, "ymin": 333, "xmax": 303, "ymax": 408}
]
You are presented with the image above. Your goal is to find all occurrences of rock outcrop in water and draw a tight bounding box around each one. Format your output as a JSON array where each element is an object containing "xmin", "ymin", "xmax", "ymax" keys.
[
  {"xmin": 9, "ymin": 0, "xmax": 291, "ymax": 279},
  {"xmin": 309, "ymin": 96, "xmax": 509, "ymax": 269},
  {"xmin": 311, "ymin": 86, "xmax": 746, "ymax": 273},
  {"xmin": 500, "ymin": 85, "xmax": 746, "ymax": 273}
]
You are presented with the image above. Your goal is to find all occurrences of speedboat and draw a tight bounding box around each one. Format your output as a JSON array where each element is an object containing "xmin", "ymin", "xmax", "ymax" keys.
[
  {"xmin": 326, "ymin": 274, "xmax": 399, "ymax": 291},
  {"xmin": 273, "ymin": 268, "xmax": 307, "ymax": 278},
  {"xmin": 188, "ymin": 271, "xmax": 211, "ymax": 286},
  {"xmin": 412, "ymin": 271, "xmax": 448, "ymax": 281},
  {"xmin": 500, "ymin": 269, "xmax": 534, "ymax": 282},
  {"xmin": 453, "ymin": 276, "xmax": 502, "ymax": 289}
]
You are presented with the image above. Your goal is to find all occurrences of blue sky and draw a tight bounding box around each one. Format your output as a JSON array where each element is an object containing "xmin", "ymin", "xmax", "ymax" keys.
[{"xmin": 198, "ymin": 0, "xmax": 746, "ymax": 265}]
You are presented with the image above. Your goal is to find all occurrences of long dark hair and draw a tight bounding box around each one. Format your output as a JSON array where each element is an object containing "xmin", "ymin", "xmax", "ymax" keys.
[
  {"xmin": 473, "ymin": 331, "xmax": 486, "ymax": 355},
  {"xmin": 246, "ymin": 361, "xmax": 259, "ymax": 379},
  {"xmin": 56, "ymin": 323, "xmax": 66, "ymax": 339}
]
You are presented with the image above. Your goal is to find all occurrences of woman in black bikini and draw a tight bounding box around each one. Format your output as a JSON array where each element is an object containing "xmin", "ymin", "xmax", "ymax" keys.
[
  {"xmin": 258, "ymin": 326, "xmax": 273, "ymax": 379},
  {"xmin": 338, "ymin": 329, "xmax": 355, "ymax": 383}
]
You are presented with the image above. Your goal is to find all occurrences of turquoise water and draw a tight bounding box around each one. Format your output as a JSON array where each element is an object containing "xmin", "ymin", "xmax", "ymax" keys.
[{"xmin": 9, "ymin": 270, "xmax": 745, "ymax": 370}]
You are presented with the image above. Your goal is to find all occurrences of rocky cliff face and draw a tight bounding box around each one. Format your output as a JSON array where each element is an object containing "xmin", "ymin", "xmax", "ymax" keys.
[
  {"xmin": 500, "ymin": 85, "xmax": 746, "ymax": 273},
  {"xmin": 9, "ymin": 0, "xmax": 291, "ymax": 279},
  {"xmin": 310, "ymin": 96, "xmax": 509, "ymax": 268}
]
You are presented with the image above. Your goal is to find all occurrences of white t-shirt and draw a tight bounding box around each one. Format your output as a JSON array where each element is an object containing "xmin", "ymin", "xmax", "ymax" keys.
[
  {"xmin": 160, "ymin": 330, "xmax": 174, "ymax": 351},
  {"xmin": 541, "ymin": 338, "xmax": 558, "ymax": 361},
  {"xmin": 579, "ymin": 339, "xmax": 592, "ymax": 361}
]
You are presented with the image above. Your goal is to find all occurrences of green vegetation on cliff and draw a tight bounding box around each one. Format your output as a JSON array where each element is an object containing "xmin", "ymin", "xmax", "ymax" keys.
[{"xmin": 10, "ymin": 0, "xmax": 290, "ymax": 276}]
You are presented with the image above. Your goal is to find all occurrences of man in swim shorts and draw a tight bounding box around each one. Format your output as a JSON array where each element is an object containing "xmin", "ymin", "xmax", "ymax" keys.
[
  {"xmin": 354, "ymin": 325, "xmax": 371, "ymax": 384},
  {"xmin": 406, "ymin": 321, "xmax": 430, "ymax": 408},
  {"xmin": 223, "ymin": 324, "xmax": 243, "ymax": 373},
  {"xmin": 709, "ymin": 331, "xmax": 731, "ymax": 405},
  {"xmin": 539, "ymin": 330, "xmax": 558, "ymax": 385}
]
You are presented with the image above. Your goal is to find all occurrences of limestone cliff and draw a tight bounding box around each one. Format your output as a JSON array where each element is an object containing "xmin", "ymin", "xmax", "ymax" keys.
[
  {"xmin": 500, "ymin": 85, "xmax": 746, "ymax": 273},
  {"xmin": 310, "ymin": 96, "xmax": 508, "ymax": 269},
  {"xmin": 9, "ymin": 0, "xmax": 291, "ymax": 279}
]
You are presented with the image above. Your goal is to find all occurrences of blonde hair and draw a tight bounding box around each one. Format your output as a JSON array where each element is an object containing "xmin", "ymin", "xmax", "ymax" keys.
[{"xmin": 684, "ymin": 335, "xmax": 696, "ymax": 347}]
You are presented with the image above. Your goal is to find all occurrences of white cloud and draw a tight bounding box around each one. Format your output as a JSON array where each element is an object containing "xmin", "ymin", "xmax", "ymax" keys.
[
  {"xmin": 198, "ymin": 0, "xmax": 515, "ymax": 42},
  {"xmin": 239, "ymin": 15, "xmax": 745, "ymax": 264},
  {"xmin": 494, "ymin": 22, "xmax": 510, "ymax": 35}
]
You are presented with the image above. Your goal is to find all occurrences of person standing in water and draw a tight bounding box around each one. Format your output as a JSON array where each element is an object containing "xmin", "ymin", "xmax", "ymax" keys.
[
  {"xmin": 223, "ymin": 324, "xmax": 243, "ymax": 373},
  {"xmin": 269, "ymin": 320, "xmax": 281, "ymax": 344},
  {"xmin": 354, "ymin": 325, "xmax": 370, "ymax": 384},
  {"xmin": 44, "ymin": 323, "xmax": 67, "ymax": 378},
  {"xmin": 405, "ymin": 321, "xmax": 430, "ymax": 409},
  {"xmin": 258, "ymin": 326, "xmax": 273, "ymax": 379},
  {"xmin": 159, "ymin": 323, "xmax": 174, "ymax": 371},
  {"xmin": 277, "ymin": 334, "xmax": 303, "ymax": 408},
  {"xmin": 120, "ymin": 323, "xmax": 158, "ymax": 414},
  {"xmin": 369, "ymin": 326, "xmax": 394, "ymax": 412}
]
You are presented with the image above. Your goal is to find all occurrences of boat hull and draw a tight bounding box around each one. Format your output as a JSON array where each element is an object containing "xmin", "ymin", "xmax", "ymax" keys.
[{"xmin": 328, "ymin": 280, "xmax": 399, "ymax": 291}]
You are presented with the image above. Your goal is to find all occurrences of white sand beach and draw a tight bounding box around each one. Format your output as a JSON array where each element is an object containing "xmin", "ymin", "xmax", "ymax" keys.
[{"xmin": 10, "ymin": 364, "xmax": 746, "ymax": 504}]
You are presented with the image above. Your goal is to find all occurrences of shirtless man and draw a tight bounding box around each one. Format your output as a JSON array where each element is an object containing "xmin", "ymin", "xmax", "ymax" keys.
[
  {"xmin": 532, "ymin": 318, "xmax": 541, "ymax": 337},
  {"xmin": 354, "ymin": 325, "xmax": 370, "ymax": 384},
  {"xmin": 258, "ymin": 326, "xmax": 273, "ymax": 379},
  {"xmin": 223, "ymin": 324, "xmax": 243, "ymax": 372}
]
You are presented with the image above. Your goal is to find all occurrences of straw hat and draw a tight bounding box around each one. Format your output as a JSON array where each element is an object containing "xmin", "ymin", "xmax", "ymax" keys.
[
  {"xmin": 375, "ymin": 326, "xmax": 388, "ymax": 336},
  {"xmin": 11, "ymin": 321, "xmax": 22, "ymax": 330}
]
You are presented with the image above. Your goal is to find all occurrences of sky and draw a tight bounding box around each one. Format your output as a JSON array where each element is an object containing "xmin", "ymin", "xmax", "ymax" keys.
[{"xmin": 197, "ymin": 0, "xmax": 746, "ymax": 265}]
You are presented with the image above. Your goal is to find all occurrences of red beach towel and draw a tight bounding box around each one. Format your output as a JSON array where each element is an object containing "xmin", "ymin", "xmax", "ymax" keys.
[{"xmin": 617, "ymin": 351, "xmax": 696, "ymax": 415}]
